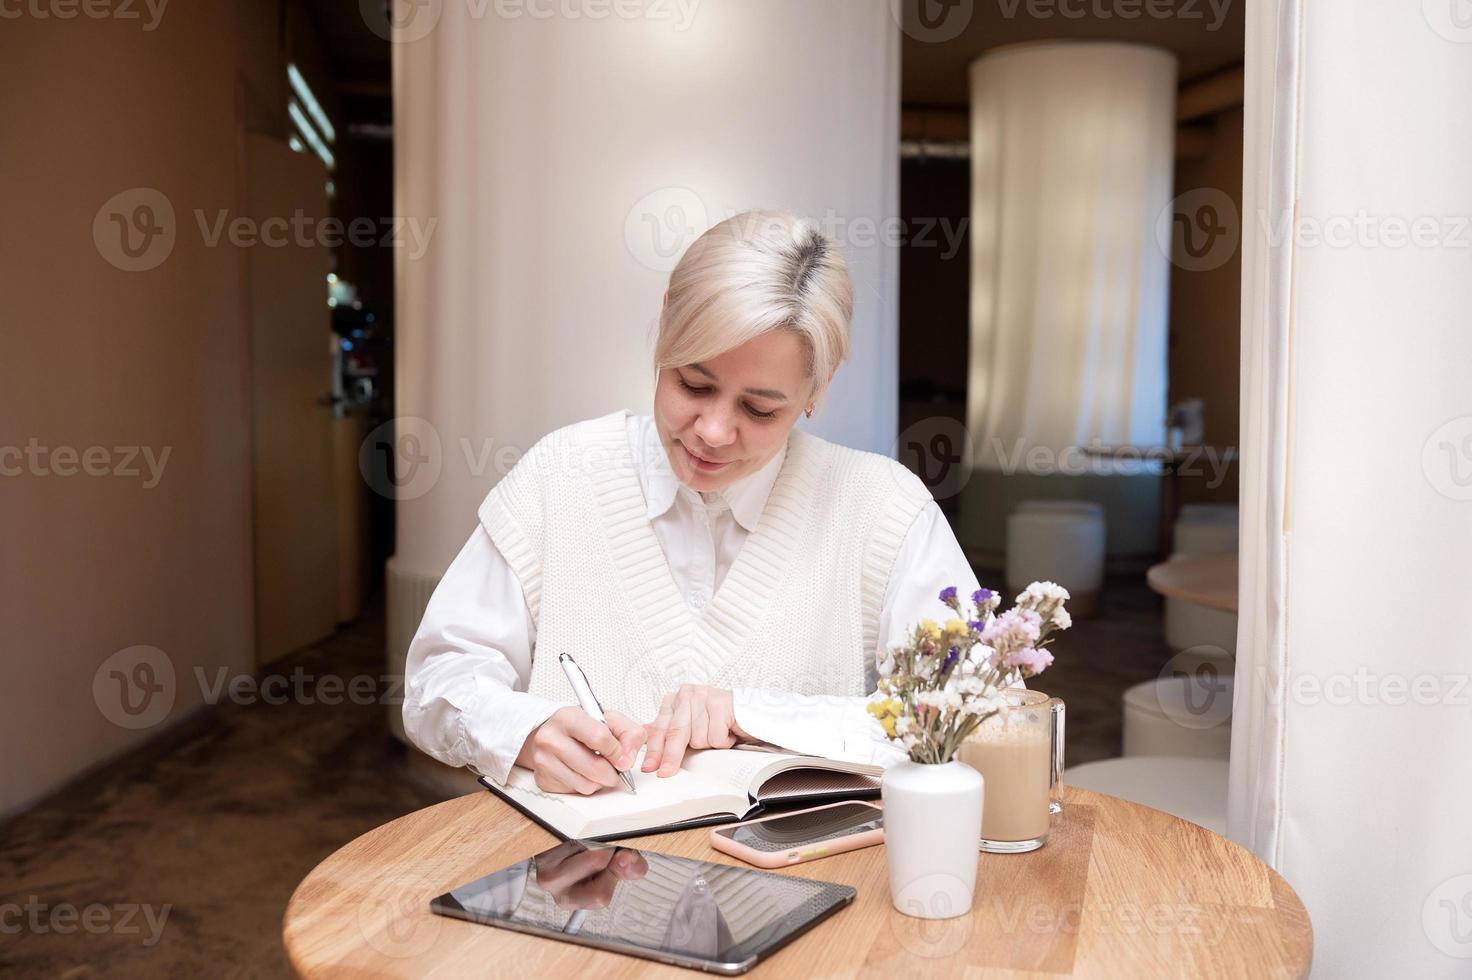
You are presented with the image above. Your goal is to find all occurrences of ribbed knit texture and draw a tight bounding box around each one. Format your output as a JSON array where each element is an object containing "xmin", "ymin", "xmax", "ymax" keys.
[{"xmin": 477, "ymin": 410, "xmax": 934, "ymax": 721}]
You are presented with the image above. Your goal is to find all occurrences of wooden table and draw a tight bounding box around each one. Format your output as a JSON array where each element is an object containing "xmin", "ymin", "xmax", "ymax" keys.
[
  {"xmin": 1147, "ymin": 554, "xmax": 1239, "ymax": 613},
  {"xmin": 283, "ymin": 786, "xmax": 1310, "ymax": 977}
]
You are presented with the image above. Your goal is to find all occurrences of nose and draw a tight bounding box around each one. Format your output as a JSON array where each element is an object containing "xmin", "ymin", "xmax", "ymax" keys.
[{"xmin": 692, "ymin": 404, "xmax": 737, "ymax": 451}]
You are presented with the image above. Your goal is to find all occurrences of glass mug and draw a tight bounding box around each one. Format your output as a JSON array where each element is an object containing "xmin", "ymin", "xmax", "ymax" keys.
[{"xmin": 956, "ymin": 689, "xmax": 1066, "ymax": 853}]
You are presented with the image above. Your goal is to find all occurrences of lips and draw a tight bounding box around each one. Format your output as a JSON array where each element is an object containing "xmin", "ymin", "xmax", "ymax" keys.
[{"xmin": 682, "ymin": 443, "xmax": 732, "ymax": 472}]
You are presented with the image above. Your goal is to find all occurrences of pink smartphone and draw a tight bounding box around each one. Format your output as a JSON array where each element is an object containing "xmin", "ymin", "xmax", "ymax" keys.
[{"xmin": 709, "ymin": 800, "xmax": 884, "ymax": 869}]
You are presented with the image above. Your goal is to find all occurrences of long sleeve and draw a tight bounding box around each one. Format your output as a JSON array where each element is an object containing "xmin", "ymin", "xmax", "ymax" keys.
[
  {"xmin": 402, "ymin": 527, "xmax": 564, "ymax": 784},
  {"xmin": 732, "ymin": 501, "xmax": 981, "ymax": 763}
]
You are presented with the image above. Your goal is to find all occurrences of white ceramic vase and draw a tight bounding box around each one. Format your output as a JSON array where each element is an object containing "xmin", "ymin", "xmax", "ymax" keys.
[{"xmin": 880, "ymin": 759, "xmax": 985, "ymax": 919}]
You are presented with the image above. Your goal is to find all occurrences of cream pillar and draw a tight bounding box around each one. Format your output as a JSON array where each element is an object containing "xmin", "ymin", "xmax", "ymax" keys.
[
  {"xmin": 386, "ymin": 1, "xmax": 901, "ymax": 736},
  {"xmin": 1235, "ymin": 1, "xmax": 1472, "ymax": 974}
]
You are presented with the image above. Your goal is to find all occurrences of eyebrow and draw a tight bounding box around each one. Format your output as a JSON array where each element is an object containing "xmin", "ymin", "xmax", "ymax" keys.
[{"xmin": 686, "ymin": 362, "xmax": 789, "ymax": 402}]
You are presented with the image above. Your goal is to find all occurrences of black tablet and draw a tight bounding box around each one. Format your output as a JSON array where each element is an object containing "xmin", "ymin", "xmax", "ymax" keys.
[{"xmin": 430, "ymin": 839, "xmax": 856, "ymax": 975}]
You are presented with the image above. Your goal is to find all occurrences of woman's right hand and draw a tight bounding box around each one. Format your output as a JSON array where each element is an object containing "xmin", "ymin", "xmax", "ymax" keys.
[{"xmin": 517, "ymin": 706, "xmax": 646, "ymax": 795}]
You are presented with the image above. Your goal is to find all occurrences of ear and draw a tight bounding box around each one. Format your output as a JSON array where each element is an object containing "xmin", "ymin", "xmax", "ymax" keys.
[{"xmin": 662, "ymin": 289, "xmax": 669, "ymax": 310}]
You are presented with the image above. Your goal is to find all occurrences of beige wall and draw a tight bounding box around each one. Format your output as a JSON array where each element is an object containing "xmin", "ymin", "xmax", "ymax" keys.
[{"xmin": 0, "ymin": 5, "xmax": 255, "ymax": 816}]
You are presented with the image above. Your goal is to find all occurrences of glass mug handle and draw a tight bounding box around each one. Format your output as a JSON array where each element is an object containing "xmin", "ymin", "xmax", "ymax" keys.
[{"xmin": 1048, "ymin": 697, "xmax": 1066, "ymax": 814}]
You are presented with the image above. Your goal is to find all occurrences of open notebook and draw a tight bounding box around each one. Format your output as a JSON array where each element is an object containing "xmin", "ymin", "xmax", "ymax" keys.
[{"xmin": 481, "ymin": 745, "xmax": 883, "ymax": 842}]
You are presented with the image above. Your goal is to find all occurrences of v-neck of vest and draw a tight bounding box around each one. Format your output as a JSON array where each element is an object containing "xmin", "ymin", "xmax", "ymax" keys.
[{"xmin": 580, "ymin": 410, "xmax": 823, "ymax": 679}]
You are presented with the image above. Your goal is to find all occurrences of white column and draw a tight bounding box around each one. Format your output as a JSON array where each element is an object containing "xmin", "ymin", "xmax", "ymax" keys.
[
  {"xmin": 1234, "ymin": 1, "xmax": 1472, "ymax": 974},
  {"xmin": 385, "ymin": 1, "xmax": 901, "ymax": 734}
]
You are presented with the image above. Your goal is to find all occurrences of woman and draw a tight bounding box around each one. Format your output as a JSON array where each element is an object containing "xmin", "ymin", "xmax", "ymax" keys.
[{"xmin": 403, "ymin": 210, "xmax": 979, "ymax": 795}]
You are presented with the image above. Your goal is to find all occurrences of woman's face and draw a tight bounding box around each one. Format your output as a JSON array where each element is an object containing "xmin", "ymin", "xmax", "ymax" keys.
[{"xmin": 654, "ymin": 330, "xmax": 812, "ymax": 493}]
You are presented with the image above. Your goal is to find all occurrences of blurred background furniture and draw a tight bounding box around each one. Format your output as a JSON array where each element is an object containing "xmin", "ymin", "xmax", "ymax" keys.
[{"xmin": 1006, "ymin": 502, "xmax": 1106, "ymax": 616}]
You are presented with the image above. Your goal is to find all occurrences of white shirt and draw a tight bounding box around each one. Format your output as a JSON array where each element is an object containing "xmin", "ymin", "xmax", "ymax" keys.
[{"xmin": 404, "ymin": 415, "xmax": 978, "ymax": 782}]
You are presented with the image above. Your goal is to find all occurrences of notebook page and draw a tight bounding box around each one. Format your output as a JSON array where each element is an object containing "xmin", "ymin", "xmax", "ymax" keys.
[{"xmin": 501, "ymin": 747, "xmax": 749, "ymax": 837}]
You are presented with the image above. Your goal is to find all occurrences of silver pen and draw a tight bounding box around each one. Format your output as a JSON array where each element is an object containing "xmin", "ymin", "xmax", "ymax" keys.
[{"xmin": 558, "ymin": 653, "xmax": 638, "ymax": 794}]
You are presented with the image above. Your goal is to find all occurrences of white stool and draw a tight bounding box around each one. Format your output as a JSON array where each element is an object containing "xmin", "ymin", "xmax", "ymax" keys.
[
  {"xmin": 1007, "ymin": 507, "xmax": 1105, "ymax": 617},
  {"xmin": 1065, "ymin": 756, "xmax": 1229, "ymax": 835},
  {"xmin": 1122, "ymin": 676, "xmax": 1233, "ymax": 759}
]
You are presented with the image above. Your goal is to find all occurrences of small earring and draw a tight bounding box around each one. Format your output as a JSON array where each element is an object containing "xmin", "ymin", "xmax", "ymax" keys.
[{"xmin": 805, "ymin": 405, "xmax": 815, "ymax": 418}]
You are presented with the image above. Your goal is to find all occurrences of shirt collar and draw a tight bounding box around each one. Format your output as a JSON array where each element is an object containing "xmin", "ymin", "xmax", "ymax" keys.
[{"xmin": 636, "ymin": 415, "xmax": 787, "ymax": 533}]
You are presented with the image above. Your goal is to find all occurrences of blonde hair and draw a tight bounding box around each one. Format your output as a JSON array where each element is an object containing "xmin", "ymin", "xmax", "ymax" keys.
[{"xmin": 654, "ymin": 209, "xmax": 853, "ymax": 407}]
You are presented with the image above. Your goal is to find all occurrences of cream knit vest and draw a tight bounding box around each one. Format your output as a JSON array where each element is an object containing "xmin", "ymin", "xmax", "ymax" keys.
[{"xmin": 477, "ymin": 409, "xmax": 934, "ymax": 722}]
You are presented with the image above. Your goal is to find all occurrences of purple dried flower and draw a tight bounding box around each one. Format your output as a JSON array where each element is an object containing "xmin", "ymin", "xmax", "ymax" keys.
[
  {"xmin": 938, "ymin": 586, "xmax": 958, "ymax": 603},
  {"xmin": 967, "ymin": 620, "xmax": 985, "ymax": 633},
  {"xmin": 972, "ymin": 588, "xmax": 995, "ymax": 604}
]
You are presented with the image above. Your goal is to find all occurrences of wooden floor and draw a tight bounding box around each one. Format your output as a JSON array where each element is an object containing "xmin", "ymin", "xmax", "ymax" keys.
[{"xmin": 0, "ymin": 574, "xmax": 1172, "ymax": 978}]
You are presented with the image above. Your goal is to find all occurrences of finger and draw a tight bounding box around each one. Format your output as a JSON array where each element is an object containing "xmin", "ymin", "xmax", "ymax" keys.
[
  {"xmin": 605, "ymin": 711, "xmax": 647, "ymax": 770},
  {"xmin": 658, "ymin": 694, "xmax": 693, "ymax": 776},
  {"xmin": 537, "ymin": 752, "xmax": 600, "ymax": 796},
  {"xmin": 686, "ymin": 691, "xmax": 711, "ymax": 751},
  {"xmin": 643, "ymin": 696, "xmax": 674, "ymax": 772},
  {"xmin": 610, "ymin": 849, "xmax": 649, "ymax": 881},
  {"xmin": 561, "ymin": 868, "xmax": 620, "ymax": 910},
  {"xmin": 565, "ymin": 710, "xmax": 622, "ymax": 760},
  {"xmin": 537, "ymin": 847, "xmax": 616, "ymax": 896},
  {"xmin": 706, "ymin": 699, "xmax": 736, "ymax": 749},
  {"xmin": 553, "ymin": 735, "xmax": 621, "ymax": 790}
]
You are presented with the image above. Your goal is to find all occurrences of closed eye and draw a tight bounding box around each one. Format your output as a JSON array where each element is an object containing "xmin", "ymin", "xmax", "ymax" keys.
[{"xmin": 678, "ymin": 376, "xmax": 779, "ymax": 421}]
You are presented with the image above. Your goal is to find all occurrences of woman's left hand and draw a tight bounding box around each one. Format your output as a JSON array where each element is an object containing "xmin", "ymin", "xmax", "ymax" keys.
[{"xmin": 642, "ymin": 685, "xmax": 752, "ymax": 776}]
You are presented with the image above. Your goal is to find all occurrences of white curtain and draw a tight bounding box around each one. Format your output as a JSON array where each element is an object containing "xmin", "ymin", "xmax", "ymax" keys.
[
  {"xmin": 1234, "ymin": 1, "xmax": 1472, "ymax": 974},
  {"xmin": 386, "ymin": 1, "xmax": 901, "ymax": 729},
  {"xmin": 967, "ymin": 43, "xmax": 1175, "ymax": 472}
]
